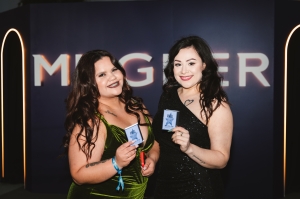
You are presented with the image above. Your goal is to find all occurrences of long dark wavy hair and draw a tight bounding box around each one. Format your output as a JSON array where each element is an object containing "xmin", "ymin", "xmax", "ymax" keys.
[
  {"xmin": 163, "ymin": 36, "xmax": 229, "ymax": 124},
  {"xmin": 62, "ymin": 50, "xmax": 150, "ymax": 160}
]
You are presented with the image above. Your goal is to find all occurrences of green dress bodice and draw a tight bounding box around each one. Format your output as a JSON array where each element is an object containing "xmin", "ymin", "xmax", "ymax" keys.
[{"xmin": 67, "ymin": 114, "xmax": 155, "ymax": 199}]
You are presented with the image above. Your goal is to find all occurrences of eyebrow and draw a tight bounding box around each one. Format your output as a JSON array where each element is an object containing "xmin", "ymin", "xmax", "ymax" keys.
[
  {"xmin": 95, "ymin": 66, "xmax": 117, "ymax": 76},
  {"xmin": 186, "ymin": 58, "xmax": 196, "ymax": 62},
  {"xmin": 174, "ymin": 58, "xmax": 196, "ymax": 62},
  {"xmin": 95, "ymin": 71, "xmax": 104, "ymax": 76}
]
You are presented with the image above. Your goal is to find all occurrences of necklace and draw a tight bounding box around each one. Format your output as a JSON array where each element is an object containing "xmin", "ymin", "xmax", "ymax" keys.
[{"xmin": 184, "ymin": 99, "xmax": 194, "ymax": 106}]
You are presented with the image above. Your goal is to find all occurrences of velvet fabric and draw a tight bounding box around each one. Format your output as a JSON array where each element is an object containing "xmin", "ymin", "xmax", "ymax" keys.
[{"xmin": 67, "ymin": 114, "xmax": 154, "ymax": 199}]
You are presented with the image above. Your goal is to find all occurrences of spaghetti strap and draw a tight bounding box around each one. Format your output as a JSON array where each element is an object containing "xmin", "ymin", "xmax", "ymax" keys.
[
  {"xmin": 144, "ymin": 115, "xmax": 151, "ymax": 125},
  {"xmin": 95, "ymin": 112, "xmax": 109, "ymax": 125}
]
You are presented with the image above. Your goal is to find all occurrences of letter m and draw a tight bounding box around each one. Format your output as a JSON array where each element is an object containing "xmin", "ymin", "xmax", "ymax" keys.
[{"xmin": 33, "ymin": 54, "xmax": 69, "ymax": 86}]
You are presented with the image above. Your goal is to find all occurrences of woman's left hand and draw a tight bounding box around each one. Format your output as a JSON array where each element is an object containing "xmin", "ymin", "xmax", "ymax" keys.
[
  {"xmin": 141, "ymin": 156, "xmax": 156, "ymax": 177},
  {"xmin": 171, "ymin": 126, "xmax": 191, "ymax": 153}
]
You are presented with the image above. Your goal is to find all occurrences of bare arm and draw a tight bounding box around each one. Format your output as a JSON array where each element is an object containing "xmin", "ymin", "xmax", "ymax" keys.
[
  {"xmin": 146, "ymin": 140, "xmax": 160, "ymax": 164},
  {"xmin": 140, "ymin": 111, "xmax": 160, "ymax": 176},
  {"xmin": 172, "ymin": 102, "xmax": 233, "ymax": 169},
  {"xmin": 144, "ymin": 115, "xmax": 160, "ymax": 165},
  {"xmin": 68, "ymin": 121, "xmax": 137, "ymax": 185}
]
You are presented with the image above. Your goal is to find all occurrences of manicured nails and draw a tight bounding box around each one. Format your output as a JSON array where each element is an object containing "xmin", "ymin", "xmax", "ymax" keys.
[{"xmin": 168, "ymin": 128, "xmax": 174, "ymax": 132}]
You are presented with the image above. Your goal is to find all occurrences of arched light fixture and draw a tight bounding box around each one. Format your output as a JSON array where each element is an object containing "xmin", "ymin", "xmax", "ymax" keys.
[
  {"xmin": 1, "ymin": 28, "xmax": 26, "ymax": 186},
  {"xmin": 283, "ymin": 24, "xmax": 300, "ymax": 196}
]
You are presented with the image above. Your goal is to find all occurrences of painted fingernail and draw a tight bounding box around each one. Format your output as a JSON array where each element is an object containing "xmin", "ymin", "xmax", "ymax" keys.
[{"xmin": 168, "ymin": 128, "xmax": 173, "ymax": 132}]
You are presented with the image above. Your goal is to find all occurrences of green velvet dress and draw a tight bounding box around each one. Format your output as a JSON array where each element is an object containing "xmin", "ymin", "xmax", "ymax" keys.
[{"xmin": 67, "ymin": 114, "xmax": 155, "ymax": 199}]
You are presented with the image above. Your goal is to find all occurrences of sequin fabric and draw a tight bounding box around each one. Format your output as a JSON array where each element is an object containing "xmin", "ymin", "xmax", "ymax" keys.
[
  {"xmin": 66, "ymin": 115, "xmax": 155, "ymax": 199},
  {"xmin": 152, "ymin": 86, "xmax": 224, "ymax": 199}
]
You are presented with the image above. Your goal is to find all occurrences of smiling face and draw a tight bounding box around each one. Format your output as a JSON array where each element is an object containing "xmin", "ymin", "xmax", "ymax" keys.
[
  {"xmin": 94, "ymin": 56, "xmax": 124, "ymax": 99},
  {"xmin": 173, "ymin": 47, "xmax": 206, "ymax": 90}
]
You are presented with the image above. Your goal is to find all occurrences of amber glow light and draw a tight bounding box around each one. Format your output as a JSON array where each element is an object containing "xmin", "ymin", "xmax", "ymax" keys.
[
  {"xmin": 1, "ymin": 28, "xmax": 26, "ymax": 186},
  {"xmin": 283, "ymin": 24, "xmax": 300, "ymax": 196}
]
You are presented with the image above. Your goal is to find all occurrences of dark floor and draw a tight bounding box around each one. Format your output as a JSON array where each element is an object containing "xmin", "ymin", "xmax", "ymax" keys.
[
  {"xmin": 0, "ymin": 183, "xmax": 66, "ymax": 199},
  {"xmin": 0, "ymin": 183, "xmax": 300, "ymax": 199}
]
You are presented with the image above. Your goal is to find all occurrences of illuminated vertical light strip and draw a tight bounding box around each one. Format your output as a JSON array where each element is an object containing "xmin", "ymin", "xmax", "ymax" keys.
[
  {"xmin": 283, "ymin": 24, "xmax": 300, "ymax": 195},
  {"xmin": 1, "ymin": 28, "xmax": 26, "ymax": 186}
]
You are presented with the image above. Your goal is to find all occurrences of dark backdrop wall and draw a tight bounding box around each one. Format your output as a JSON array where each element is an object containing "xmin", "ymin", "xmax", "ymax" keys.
[
  {"xmin": 0, "ymin": 4, "xmax": 31, "ymax": 187},
  {"xmin": 274, "ymin": 0, "xmax": 300, "ymax": 196},
  {"xmin": 0, "ymin": 0, "xmax": 280, "ymax": 198}
]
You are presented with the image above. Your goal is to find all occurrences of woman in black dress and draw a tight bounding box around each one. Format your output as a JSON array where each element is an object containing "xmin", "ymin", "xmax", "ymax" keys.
[{"xmin": 152, "ymin": 36, "xmax": 233, "ymax": 199}]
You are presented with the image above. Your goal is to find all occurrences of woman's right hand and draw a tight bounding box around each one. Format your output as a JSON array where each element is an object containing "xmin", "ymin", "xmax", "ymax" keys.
[
  {"xmin": 115, "ymin": 140, "xmax": 138, "ymax": 169},
  {"xmin": 171, "ymin": 126, "xmax": 191, "ymax": 153}
]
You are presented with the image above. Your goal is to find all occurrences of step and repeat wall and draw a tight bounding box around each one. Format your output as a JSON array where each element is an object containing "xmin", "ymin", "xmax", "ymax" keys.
[{"xmin": 0, "ymin": 0, "xmax": 275, "ymax": 198}]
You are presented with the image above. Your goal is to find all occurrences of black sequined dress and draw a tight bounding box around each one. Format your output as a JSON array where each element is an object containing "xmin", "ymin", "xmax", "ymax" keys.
[{"xmin": 152, "ymin": 86, "xmax": 224, "ymax": 199}]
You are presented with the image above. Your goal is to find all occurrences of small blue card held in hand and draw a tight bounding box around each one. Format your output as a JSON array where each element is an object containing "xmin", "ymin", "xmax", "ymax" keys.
[
  {"xmin": 125, "ymin": 123, "xmax": 143, "ymax": 145},
  {"xmin": 162, "ymin": 109, "xmax": 180, "ymax": 131}
]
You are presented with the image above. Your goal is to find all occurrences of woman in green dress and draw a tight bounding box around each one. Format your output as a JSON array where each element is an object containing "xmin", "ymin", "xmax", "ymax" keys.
[{"xmin": 62, "ymin": 50, "xmax": 159, "ymax": 199}]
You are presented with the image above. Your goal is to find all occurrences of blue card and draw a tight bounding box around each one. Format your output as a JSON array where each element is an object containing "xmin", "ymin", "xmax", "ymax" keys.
[
  {"xmin": 125, "ymin": 123, "xmax": 143, "ymax": 145},
  {"xmin": 162, "ymin": 109, "xmax": 180, "ymax": 130}
]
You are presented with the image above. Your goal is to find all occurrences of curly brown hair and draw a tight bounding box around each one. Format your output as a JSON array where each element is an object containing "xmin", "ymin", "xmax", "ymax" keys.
[
  {"xmin": 62, "ymin": 50, "xmax": 150, "ymax": 160},
  {"xmin": 163, "ymin": 36, "xmax": 229, "ymax": 124}
]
